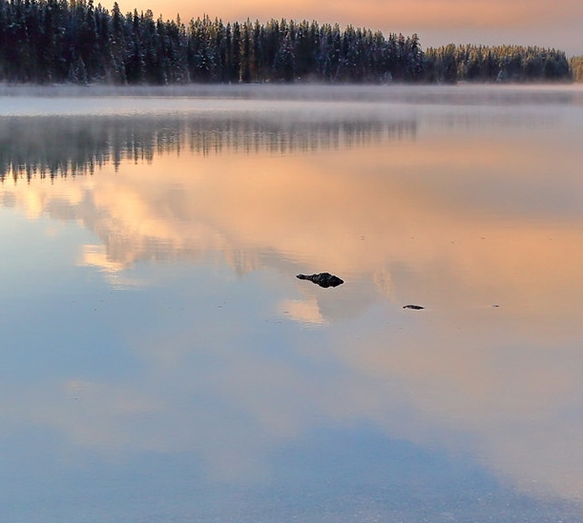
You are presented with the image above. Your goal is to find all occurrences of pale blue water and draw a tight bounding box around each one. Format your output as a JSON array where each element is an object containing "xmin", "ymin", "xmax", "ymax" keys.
[{"xmin": 1, "ymin": 85, "xmax": 583, "ymax": 522}]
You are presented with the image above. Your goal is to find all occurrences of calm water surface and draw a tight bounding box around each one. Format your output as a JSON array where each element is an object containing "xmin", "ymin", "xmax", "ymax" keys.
[{"xmin": 1, "ymin": 85, "xmax": 583, "ymax": 522}]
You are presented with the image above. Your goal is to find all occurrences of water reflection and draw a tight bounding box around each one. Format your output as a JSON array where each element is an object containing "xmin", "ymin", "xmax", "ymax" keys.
[
  {"xmin": 0, "ymin": 113, "xmax": 416, "ymax": 182},
  {"xmin": 1, "ymin": 89, "xmax": 583, "ymax": 520}
]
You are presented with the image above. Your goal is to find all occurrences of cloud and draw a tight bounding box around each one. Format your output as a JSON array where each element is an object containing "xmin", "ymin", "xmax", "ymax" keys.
[
  {"xmin": 117, "ymin": 0, "xmax": 583, "ymax": 54},
  {"xmin": 126, "ymin": 0, "xmax": 565, "ymax": 29}
]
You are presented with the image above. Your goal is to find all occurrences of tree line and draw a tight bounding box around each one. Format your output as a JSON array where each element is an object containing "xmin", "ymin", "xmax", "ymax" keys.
[
  {"xmin": 0, "ymin": 0, "xmax": 577, "ymax": 84},
  {"xmin": 425, "ymin": 44, "xmax": 572, "ymax": 83}
]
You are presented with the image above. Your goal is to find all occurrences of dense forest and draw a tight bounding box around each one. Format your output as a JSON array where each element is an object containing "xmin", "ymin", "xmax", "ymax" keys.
[
  {"xmin": 425, "ymin": 44, "xmax": 572, "ymax": 83},
  {"xmin": 0, "ymin": 0, "xmax": 577, "ymax": 84}
]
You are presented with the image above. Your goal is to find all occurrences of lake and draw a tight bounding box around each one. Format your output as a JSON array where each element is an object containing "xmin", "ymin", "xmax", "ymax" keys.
[{"xmin": 1, "ymin": 84, "xmax": 583, "ymax": 522}]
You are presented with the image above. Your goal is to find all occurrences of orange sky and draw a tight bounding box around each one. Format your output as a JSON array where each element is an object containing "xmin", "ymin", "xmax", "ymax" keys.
[{"xmin": 114, "ymin": 0, "xmax": 583, "ymax": 55}]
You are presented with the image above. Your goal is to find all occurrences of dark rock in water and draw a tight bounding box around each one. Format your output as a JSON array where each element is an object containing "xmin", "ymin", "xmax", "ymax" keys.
[
  {"xmin": 403, "ymin": 304, "xmax": 425, "ymax": 310},
  {"xmin": 296, "ymin": 272, "xmax": 344, "ymax": 288}
]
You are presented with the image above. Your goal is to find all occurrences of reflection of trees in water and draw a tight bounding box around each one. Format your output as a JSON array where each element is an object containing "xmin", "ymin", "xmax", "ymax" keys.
[{"xmin": 0, "ymin": 115, "xmax": 416, "ymax": 182}]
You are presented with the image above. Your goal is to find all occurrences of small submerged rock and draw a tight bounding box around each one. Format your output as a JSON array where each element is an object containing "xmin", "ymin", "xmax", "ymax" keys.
[
  {"xmin": 296, "ymin": 272, "xmax": 344, "ymax": 288},
  {"xmin": 403, "ymin": 304, "xmax": 425, "ymax": 310}
]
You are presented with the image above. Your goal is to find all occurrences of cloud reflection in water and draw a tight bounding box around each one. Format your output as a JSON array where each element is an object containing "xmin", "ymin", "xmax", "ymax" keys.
[{"xmin": 1, "ymin": 90, "xmax": 583, "ymax": 518}]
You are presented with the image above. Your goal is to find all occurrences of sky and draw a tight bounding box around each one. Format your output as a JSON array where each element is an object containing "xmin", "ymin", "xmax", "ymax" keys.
[{"xmin": 114, "ymin": 0, "xmax": 583, "ymax": 56}]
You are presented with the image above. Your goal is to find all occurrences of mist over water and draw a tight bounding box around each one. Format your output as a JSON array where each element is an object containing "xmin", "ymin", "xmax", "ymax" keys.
[
  {"xmin": 1, "ymin": 82, "xmax": 583, "ymax": 108},
  {"xmin": 1, "ymin": 85, "xmax": 583, "ymax": 522}
]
